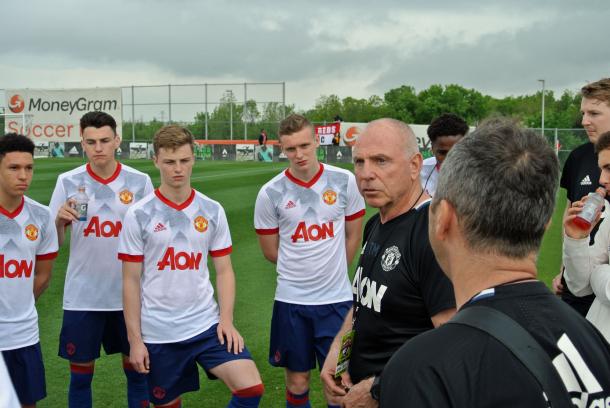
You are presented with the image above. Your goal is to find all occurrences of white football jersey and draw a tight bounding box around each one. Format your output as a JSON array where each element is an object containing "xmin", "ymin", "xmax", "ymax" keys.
[
  {"xmin": 118, "ymin": 189, "xmax": 232, "ymax": 344},
  {"xmin": 254, "ymin": 163, "xmax": 365, "ymax": 305},
  {"xmin": 49, "ymin": 163, "xmax": 153, "ymax": 311},
  {"xmin": 0, "ymin": 355, "xmax": 19, "ymax": 407},
  {"xmin": 0, "ymin": 197, "xmax": 58, "ymax": 351},
  {"xmin": 420, "ymin": 156, "xmax": 439, "ymax": 197}
]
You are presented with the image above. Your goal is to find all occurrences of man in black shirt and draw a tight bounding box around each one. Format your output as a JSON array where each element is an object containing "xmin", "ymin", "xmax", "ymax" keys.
[
  {"xmin": 380, "ymin": 119, "xmax": 610, "ymax": 406},
  {"xmin": 553, "ymin": 78, "xmax": 610, "ymax": 316},
  {"xmin": 320, "ymin": 118, "xmax": 455, "ymax": 408}
]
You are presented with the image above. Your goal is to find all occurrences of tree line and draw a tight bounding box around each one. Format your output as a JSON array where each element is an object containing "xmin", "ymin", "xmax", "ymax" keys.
[{"xmin": 118, "ymin": 82, "xmax": 583, "ymax": 141}]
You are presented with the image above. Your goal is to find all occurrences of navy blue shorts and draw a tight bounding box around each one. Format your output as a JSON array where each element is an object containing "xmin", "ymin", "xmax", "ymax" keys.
[
  {"xmin": 269, "ymin": 300, "xmax": 352, "ymax": 372},
  {"xmin": 145, "ymin": 323, "xmax": 253, "ymax": 405},
  {"xmin": 2, "ymin": 343, "xmax": 46, "ymax": 405},
  {"xmin": 58, "ymin": 310, "xmax": 130, "ymax": 362}
]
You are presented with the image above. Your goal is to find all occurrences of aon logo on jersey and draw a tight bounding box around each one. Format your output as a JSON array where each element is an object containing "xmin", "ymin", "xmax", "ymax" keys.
[
  {"xmin": 352, "ymin": 266, "xmax": 387, "ymax": 313},
  {"xmin": 83, "ymin": 217, "xmax": 122, "ymax": 238},
  {"xmin": 291, "ymin": 221, "xmax": 334, "ymax": 243},
  {"xmin": 0, "ymin": 255, "xmax": 33, "ymax": 278},
  {"xmin": 157, "ymin": 247, "xmax": 203, "ymax": 271}
]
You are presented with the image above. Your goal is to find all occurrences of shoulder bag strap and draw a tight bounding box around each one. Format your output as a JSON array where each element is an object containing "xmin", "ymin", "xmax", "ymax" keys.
[{"xmin": 449, "ymin": 305, "xmax": 572, "ymax": 408}]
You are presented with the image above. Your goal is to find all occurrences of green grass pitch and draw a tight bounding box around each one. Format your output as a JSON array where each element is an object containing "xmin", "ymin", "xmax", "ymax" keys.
[{"xmin": 26, "ymin": 158, "xmax": 565, "ymax": 407}]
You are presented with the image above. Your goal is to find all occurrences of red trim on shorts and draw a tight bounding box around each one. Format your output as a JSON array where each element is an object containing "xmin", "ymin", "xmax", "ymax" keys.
[
  {"xmin": 284, "ymin": 163, "xmax": 324, "ymax": 188},
  {"xmin": 36, "ymin": 251, "xmax": 59, "ymax": 260},
  {"xmin": 233, "ymin": 383, "xmax": 265, "ymax": 397},
  {"xmin": 286, "ymin": 389, "xmax": 309, "ymax": 405},
  {"xmin": 157, "ymin": 398, "xmax": 182, "ymax": 408},
  {"xmin": 209, "ymin": 246, "xmax": 232, "ymax": 257},
  {"xmin": 86, "ymin": 162, "xmax": 122, "ymax": 185},
  {"xmin": 255, "ymin": 227, "xmax": 279, "ymax": 235},
  {"xmin": 118, "ymin": 253, "xmax": 144, "ymax": 262},
  {"xmin": 345, "ymin": 209, "xmax": 366, "ymax": 221},
  {"xmin": 70, "ymin": 363, "xmax": 94, "ymax": 375},
  {"xmin": 155, "ymin": 188, "xmax": 195, "ymax": 211},
  {"xmin": 122, "ymin": 360, "xmax": 135, "ymax": 371},
  {"xmin": 0, "ymin": 197, "xmax": 24, "ymax": 219}
]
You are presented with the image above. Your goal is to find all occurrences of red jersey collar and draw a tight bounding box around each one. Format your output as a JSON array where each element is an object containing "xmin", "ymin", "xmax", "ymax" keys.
[
  {"xmin": 285, "ymin": 163, "xmax": 324, "ymax": 188},
  {"xmin": 0, "ymin": 196, "xmax": 24, "ymax": 219},
  {"xmin": 155, "ymin": 188, "xmax": 195, "ymax": 211},
  {"xmin": 86, "ymin": 162, "xmax": 121, "ymax": 185}
]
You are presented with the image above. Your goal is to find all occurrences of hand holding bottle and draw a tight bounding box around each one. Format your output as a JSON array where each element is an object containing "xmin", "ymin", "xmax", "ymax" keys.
[{"xmin": 564, "ymin": 187, "xmax": 606, "ymax": 239}]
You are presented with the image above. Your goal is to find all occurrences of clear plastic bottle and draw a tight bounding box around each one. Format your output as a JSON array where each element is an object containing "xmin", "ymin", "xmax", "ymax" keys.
[
  {"xmin": 74, "ymin": 185, "xmax": 89, "ymax": 221},
  {"xmin": 573, "ymin": 189, "xmax": 606, "ymax": 230}
]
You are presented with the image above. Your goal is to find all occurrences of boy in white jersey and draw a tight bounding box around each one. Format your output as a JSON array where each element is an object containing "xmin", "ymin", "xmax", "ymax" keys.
[
  {"xmin": 0, "ymin": 133, "xmax": 59, "ymax": 407},
  {"xmin": 254, "ymin": 114, "xmax": 365, "ymax": 408},
  {"xmin": 49, "ymin": 112, "xmax": 153, "ymax": 408},
  {"xmin": 119, "ymin": 125, "xmax": 264, "ymax": 408}
]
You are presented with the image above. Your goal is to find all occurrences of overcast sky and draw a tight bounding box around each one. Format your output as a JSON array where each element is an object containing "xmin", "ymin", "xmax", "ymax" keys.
[{"xmin": 2, "ymin": 0, "xmax": 609, "ymax": 112}]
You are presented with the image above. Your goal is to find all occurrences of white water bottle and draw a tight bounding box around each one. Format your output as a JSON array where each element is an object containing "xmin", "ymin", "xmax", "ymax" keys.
[{"xmin": 74, "ymin": 185, "xmax": 89, "ymax": 221}]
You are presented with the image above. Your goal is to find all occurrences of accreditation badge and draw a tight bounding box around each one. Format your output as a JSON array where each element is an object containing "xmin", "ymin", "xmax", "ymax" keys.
[{"xmin": 335, "ymin": 330, "xmax": 355, "ymax": 378}]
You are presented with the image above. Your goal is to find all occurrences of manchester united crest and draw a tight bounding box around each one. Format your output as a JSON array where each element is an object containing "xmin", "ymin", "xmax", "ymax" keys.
[
  {"xmin": 119, "ymin": 189, "xmax": 134, "ymax": 204},
  {"xmin": 323, "ymin": 189, "xmax": 337, "ymax": 205},
  {"xmin": 194, "ymin": 216, "xmax": 208, "ymax": 233},
  {"xmin": 25, "ymin": 224, "xmax": 39, "ymax": 241},
  {"xmin": 381, "ymin": 246, "xmax": 401, "ymax": 272}
]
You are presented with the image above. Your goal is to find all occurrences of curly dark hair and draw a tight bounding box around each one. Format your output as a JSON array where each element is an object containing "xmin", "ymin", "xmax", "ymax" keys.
[
  {"xmin": 0, "ymin": 133, "xmax": 34, "ymax": 160},
  {"xmin": 427, "ymin": 113, "xmax": 469, "ymax": 143}
]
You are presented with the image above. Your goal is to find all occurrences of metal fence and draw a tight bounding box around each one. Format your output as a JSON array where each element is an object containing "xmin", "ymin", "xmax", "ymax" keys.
[
  {"xmin": 0, "ymin": 83, "xmax": 286, "ymax": 141},
  {"xmin": 29, "ymin": 127, "xmax": 591, "ymax": 168}
]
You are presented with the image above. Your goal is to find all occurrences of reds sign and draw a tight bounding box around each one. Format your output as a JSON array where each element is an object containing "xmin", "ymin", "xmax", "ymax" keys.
[{"xmin": 4, "ymin": 88, "xmax": 122, "ymax": 142}]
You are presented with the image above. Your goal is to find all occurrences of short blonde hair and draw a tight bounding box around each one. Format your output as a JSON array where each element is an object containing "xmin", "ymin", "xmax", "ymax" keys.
[
  {"xmin": 582, "ymin": 78, "xmax": 610, "ymax": 105},
  {"xmin": 153, "ymin": 125, "xmax": 194, "ymax": 155}
]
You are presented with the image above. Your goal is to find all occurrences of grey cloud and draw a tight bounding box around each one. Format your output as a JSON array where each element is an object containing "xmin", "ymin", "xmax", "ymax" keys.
[
  {"xmin": 2, "ymin": 0, "xmax": 609, "ymax": 108},
  {"xmin": 369, "ymin": 6, "xmax": 610, "ymax": 97}
]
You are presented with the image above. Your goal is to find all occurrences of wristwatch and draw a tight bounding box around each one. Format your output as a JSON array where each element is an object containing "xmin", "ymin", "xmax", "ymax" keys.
[{"xmin": 370, "ymin": 375, "xmax": 381, "ymax": 401}]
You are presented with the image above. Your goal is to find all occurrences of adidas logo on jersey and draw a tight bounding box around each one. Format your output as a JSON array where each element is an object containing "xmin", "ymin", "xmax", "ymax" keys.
[
  {"xmin": 285, "ymin": 200, "xmax": 296, "ymax": 209},
  {"xmin": 154, "ymin": 223, "xmax": 166, "ymax": 232},
  {"xmin": 552, "ymin": 333, "xmax": 608, "ymax": 406},
  {"xmin": 581, "ymin": 175, "xmax": 592, "ymax": 186}
]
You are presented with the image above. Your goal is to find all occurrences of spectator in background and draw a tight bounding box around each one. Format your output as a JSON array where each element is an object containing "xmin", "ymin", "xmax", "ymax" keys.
[
  {"xmin": 420, "ymin": 113, "xmax": 468, "ymax": 196},
  {"xmin": 258, "ymin": 129, "xmax": 268, "ymax": 146},
  {"xmin": 553, "ymin": 78, "xmax": 610, "ymax": 317}
]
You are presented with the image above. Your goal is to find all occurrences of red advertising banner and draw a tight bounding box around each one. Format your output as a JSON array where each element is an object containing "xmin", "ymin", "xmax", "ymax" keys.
[{"xmin": 315, "ymin": 122, "xmax": 341, "ymax": 145}]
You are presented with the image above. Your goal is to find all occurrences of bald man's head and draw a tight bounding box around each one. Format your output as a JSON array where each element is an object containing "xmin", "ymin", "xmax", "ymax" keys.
[
  {"xmin": 352, "ymin": 118, "xmax": 424, "ymax": 219},
  {"xmin": 358, "ymin": 118, "xmax": 418, "ymax": 157}
]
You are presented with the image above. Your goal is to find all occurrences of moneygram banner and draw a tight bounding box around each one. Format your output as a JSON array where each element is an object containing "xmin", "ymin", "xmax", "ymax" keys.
[{"xmin": 4, "ymin": 88, "xmax": 122, "ymax": 142}]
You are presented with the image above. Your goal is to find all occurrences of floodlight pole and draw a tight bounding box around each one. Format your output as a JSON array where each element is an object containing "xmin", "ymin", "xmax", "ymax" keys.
[
  {"xmin": 226, "ymin": 89, "xmax": 234, "ymax": 140},
  {"xmin": 538, "ymin": 79, "xmax": 545, "ymax": 137}
]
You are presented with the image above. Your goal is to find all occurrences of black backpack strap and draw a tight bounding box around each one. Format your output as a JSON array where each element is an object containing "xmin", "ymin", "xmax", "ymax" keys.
[{"xmin": 449, "ymin": 305, "xmax": 572, "ymax": 408}]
